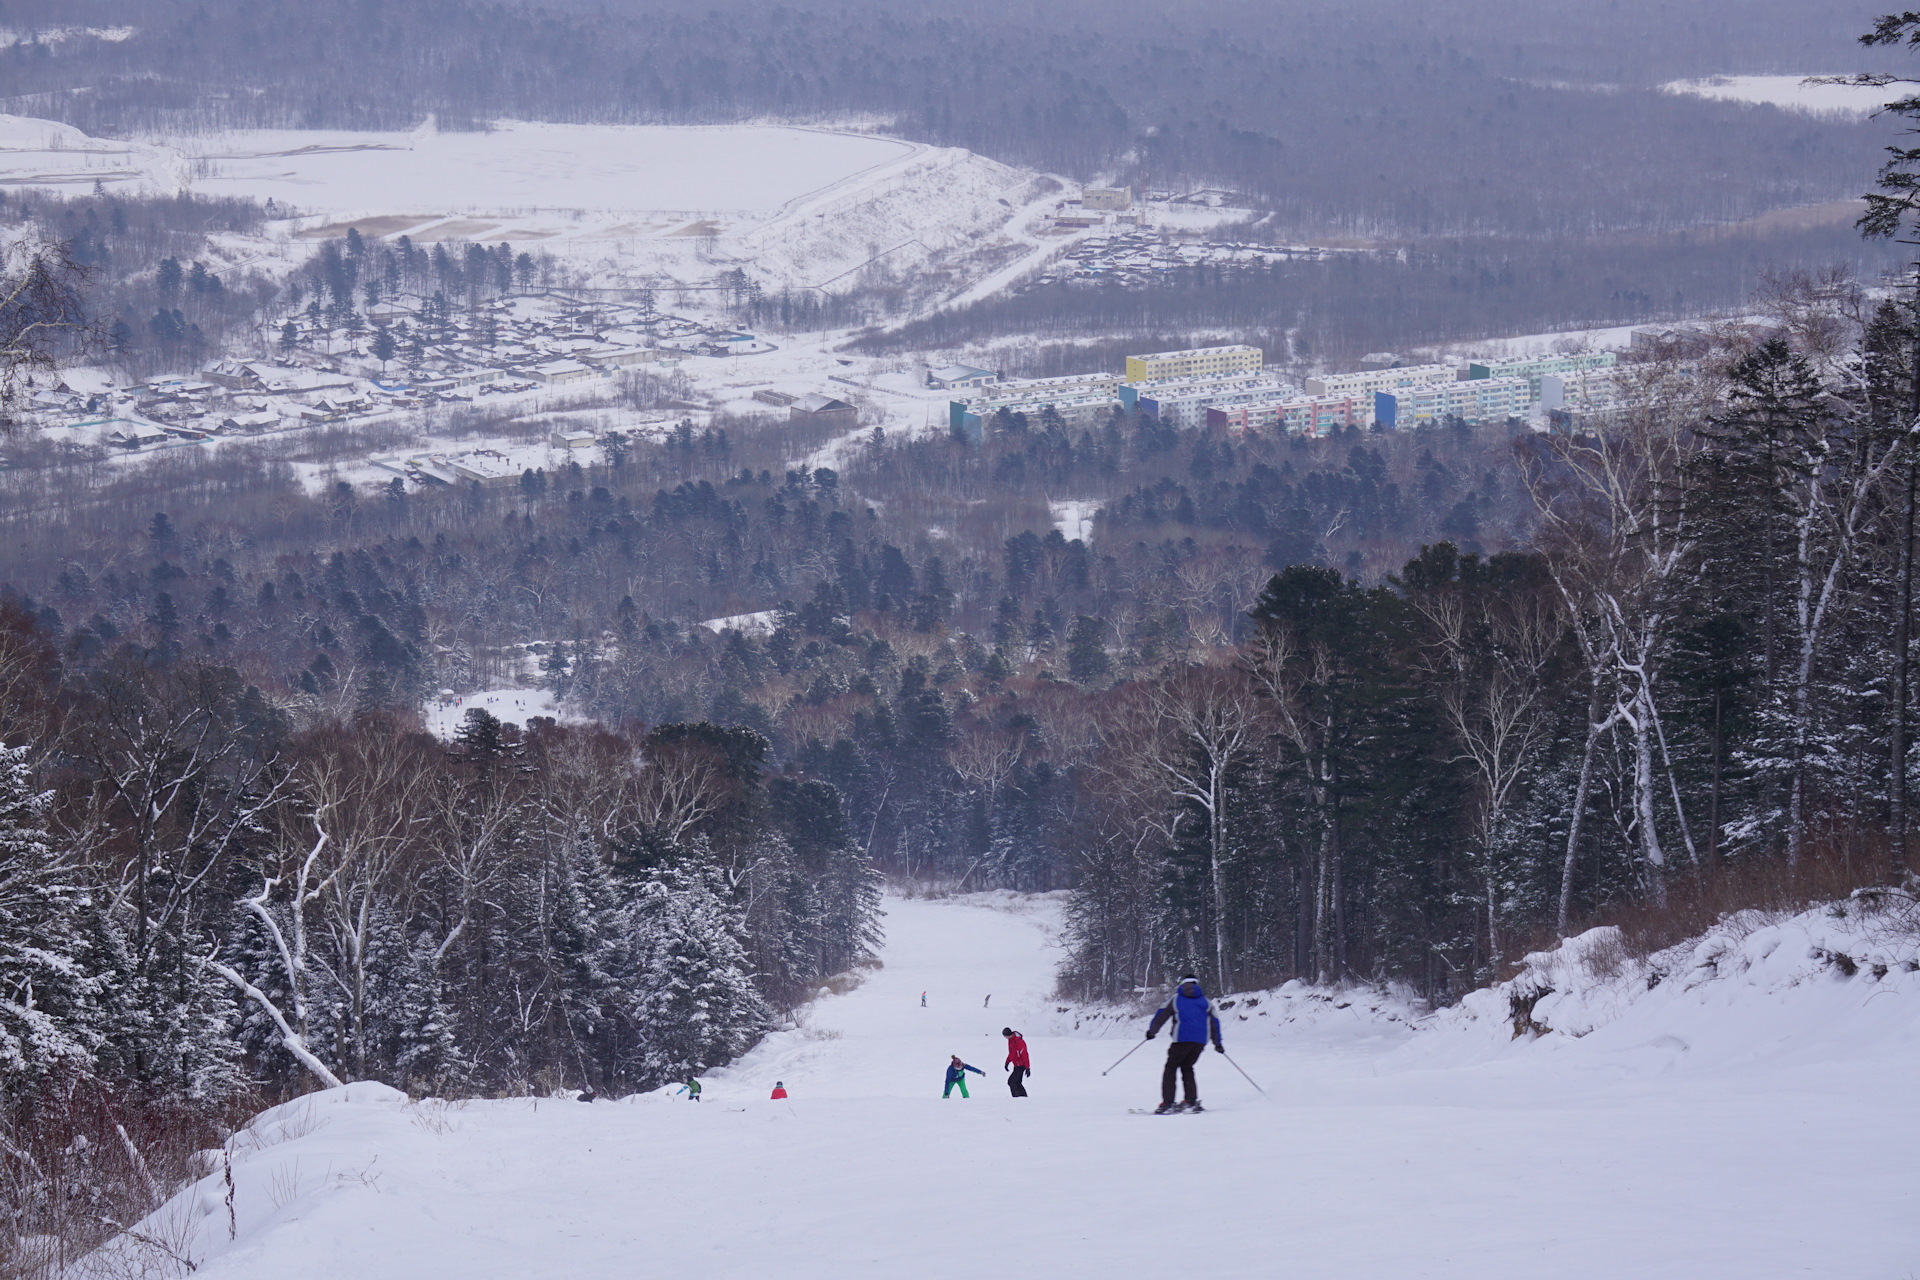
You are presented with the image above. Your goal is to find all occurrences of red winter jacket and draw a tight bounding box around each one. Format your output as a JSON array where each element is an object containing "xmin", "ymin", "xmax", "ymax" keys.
[
  {"xmin": 770, "ymin": 1085, "xmax": 788, "ymax": 1100},
  {"xmin": 1003, "ymin": 1033, "xmax": 1030, "ymax": 1069}
]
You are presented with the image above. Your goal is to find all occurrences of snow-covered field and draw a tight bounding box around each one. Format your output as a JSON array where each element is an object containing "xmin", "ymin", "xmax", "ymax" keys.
[
  {"xmin": 1662, "ymin": 74, "xmax": 1889, "ymax": 117},
  {"xmin": 0, "ymin": 114, "xmax": 1052, "ymax": 297},
  {"xmin": 421, "ymin": 687, "xmax": 558, "ymax": 738},
  {"xmin": 187, "ymin": 123, "xmax": 912, "ymax": 216},
  {"xmin": 0, "ymin": 116, "xmax": 908, "ymax": 213},
  {"xmin": 94, "ymin": 892, "xmax": 1920, "ymax": 1279}
]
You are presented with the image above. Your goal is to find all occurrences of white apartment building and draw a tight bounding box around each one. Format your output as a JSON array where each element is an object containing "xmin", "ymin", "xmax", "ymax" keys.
[
  {"xmin": 1304, "ymin": 363, "xmax": 1459, "ymax": 408},
  {"xmin": 975, "ymin": 372, "xmax": 1122, "ymax": 407},
  {"xmin": 1123, "ymin": 372, "xmax": 1293, "ymax": 429}
]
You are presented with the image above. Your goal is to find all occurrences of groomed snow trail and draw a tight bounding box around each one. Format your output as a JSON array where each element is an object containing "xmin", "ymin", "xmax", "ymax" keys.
[{"xmin": 109, "ymin": 893, "xmax": 1917, "ymax": 1280}]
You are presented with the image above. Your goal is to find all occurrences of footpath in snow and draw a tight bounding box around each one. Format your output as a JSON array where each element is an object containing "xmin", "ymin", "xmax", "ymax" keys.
[{"xmin": 91, "ymin": 892, "xmax": 1920, "ymax": 1279}]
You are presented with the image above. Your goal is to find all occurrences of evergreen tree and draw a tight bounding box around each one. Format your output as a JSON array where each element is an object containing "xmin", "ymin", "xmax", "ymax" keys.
[
  {"xmin": 0, "ymin": 745, "xmax": 103, "ymax": 1096},
  {"xmin": 626, "ymin": 865, "xmax": 769, "ymax": 1089},
  {"xmin": 1066, "ymin": 615, "xmax": 1112, "ymax": 685},
  {"xmin": 390, "ymin": 934, "xmax": 470, "ymax": 1095}
]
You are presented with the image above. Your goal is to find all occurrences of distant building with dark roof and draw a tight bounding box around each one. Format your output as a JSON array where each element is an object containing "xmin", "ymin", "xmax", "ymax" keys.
[{"xmin": 789, "ymin": 393, "xmax": 857, "ymax": 428}]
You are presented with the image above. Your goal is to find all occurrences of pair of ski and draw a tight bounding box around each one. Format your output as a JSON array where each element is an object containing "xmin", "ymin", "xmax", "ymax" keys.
[{"xmin": 1128, "ymin": 1102, "xmax": 1206, "ymax": 1115}]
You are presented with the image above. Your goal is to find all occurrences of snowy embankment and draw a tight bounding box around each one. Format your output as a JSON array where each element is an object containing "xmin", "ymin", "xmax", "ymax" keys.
[
  {"xmin": 85, "ymin": 893, "xmax": 1920, "ymax": 1280},
  {"xmin": 1418, "ymin": 895, "xmax": 1920, "ymax": 1068}
]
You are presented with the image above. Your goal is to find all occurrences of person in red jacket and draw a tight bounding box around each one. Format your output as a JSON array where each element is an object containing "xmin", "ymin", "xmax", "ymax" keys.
[
  {"xmin": 1002, "ymin": 1027, "xmax": 1031, "ymax": 1097},
  {"xmin": 770, "ymin": 1081, "xmax": 788, "ymax": 1100}
]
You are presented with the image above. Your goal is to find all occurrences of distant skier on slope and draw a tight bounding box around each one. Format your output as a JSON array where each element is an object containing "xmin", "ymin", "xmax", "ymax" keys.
[
  {"xmin": 1144, "ymin": 973, "xmax": 1224, "ymax": 1114},
  {"xmin": 1002, "ymin": 1027, "xmax": 1030, "ymax": 1097},
  {"xmin": 921, "ymin": 991, "xmax": 927, "ymax": 1007},
  {"xmin": 770, "ymin": 1081, "xmax": 788, "ymax": 1100},
  {"xmin": 675, "ymin": 1076, "xmax": 703, "ymax": 1102},
  {"xmin": 943, "ymin": 1055, "xmax": 985, "ymax": 1098}
]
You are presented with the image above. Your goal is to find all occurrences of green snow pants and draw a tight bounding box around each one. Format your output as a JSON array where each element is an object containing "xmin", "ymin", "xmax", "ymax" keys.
[{"xmin": 944, "ymin": 1076, "xmax": 970, "ymax": 1098}]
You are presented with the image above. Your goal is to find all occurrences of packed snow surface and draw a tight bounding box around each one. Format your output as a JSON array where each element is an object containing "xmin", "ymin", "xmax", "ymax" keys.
[{"xmin": 97, "ymin": 893, "xmax": 1919, "ymax": 1279}]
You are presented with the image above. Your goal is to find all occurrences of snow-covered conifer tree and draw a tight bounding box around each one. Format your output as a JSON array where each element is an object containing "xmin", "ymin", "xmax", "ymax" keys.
[
  {"xmin": 627, "ymin": 865, "xmax": 769, "ymax": 1089},
  {"xmin": 391, "ymin": 935, "xmax": 471, "ymax": 1095},
  {"xmin": 0, "ymin": 744, "xmax": 104, "ymax": 1096}
]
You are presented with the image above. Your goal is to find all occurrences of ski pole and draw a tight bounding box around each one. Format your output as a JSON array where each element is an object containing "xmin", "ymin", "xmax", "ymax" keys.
[
  {"xmin": 1100, "ymin": 1039, "xmax": 1150, "ymax": 1076},
  {"xmin": 1220, "ymin": 1049, "xmax": 1266, "ymax": 1096}
]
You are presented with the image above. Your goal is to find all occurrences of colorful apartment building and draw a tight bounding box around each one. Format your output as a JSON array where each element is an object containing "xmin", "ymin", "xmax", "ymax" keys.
[
  {"xmin": 1206, "ymin": 395, "xmax": 1362, "ymax": 437},
  {"xmin": 1303, "ymin": 363, "xmax": 1459, "ymax": 410},
  {"xmin": 1373, "ymin": 376, "xmax": 1530, "ymax": 429},
  {"xmin": 1123, "ymin": 344, "xmax": 1264, "ymax": 383},
  {"xmin": 1121, "ymin": 372, "xmax": 1292, "ymax": 429},
  {"xmin": 1466, "ymin": 351, "xmax": 1616, "ymax": 400}
]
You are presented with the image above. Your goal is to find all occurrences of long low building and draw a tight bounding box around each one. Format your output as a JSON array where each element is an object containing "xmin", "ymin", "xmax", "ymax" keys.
[
  {"xmin": 1124, "ymin": 344, "xmax": 1263, "ymax": 383},
  {"xmin": 951, "ymin": 388, "xmax": 1120, "ymax": 438},
  {"xmin": 529, "ymin": 359, "xmax": 602, "ymax": 386},
  {"xmin": 977, "ymin": 372, "xmax": 1123, "ymax": 402},
  {"xmin": 1207, "ymin": 395, "xmax": 1363, "ymax": 437},
  {"xmin": 1121, "ymin": 372, "xmax": 1294, "ymax": 429},
  {"xmin": 1305, "ymin": 363, "xmax": 1460, "ymax": 403},
  {"xmin": 1467, "ymin": 351, "xmax": 1616, "ymax": 400},
  {"xmin": 1373, "ymin": 376, "xmax": 1530, "ymax": 429}
]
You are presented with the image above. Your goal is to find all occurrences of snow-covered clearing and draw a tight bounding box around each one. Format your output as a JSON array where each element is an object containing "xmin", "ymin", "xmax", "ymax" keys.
[
  {"xmin": 96, "ymin": 891, "xmax": 1919, "ymax": 1279},
  {"xmin": 421, "ymin": 687, "xmax": 558, "ymax": 738},
  {"xmin": 699, "ymin": 609, "xmax": 781, "ymax": 636},
  {"xmin": 1662, "ymin": 74, "xmax": 1888, "ymax": 117},
  {"xmin": 1049, "ymin": 498, "xmax": 1099, "ymax": 543}
]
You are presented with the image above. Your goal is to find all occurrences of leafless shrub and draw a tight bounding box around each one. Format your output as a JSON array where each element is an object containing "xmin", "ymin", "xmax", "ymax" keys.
[
  {"xmin": 264, "ymin": 1158, "xmax": 304, "ymax": 1211},
  {"xmin": 0, "ymin": 1086, "xmax": 249, "ymax": 1280},
  {"xmin": 1504, "ymin": 837, "xmax": 1901, "ymax": 974},
  {"xmin": 406, "ymin": 1101, "xmax": 457, "ymax": 1136}
]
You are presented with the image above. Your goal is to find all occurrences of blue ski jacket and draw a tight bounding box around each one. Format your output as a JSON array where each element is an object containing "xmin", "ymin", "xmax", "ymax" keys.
[
  {"xmin": 1148, "ymin": 980, "xmax": 1224, "ymax": 1047},
  {"xmin": 944, "ymin": 1061, "xmax": 985, "ymax": 1085}
]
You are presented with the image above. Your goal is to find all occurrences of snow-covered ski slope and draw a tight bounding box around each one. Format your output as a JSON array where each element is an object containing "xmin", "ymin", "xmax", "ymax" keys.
[{"xmin": 92, "ymin": 893, "xmax": 1918, "ymax": 1279}]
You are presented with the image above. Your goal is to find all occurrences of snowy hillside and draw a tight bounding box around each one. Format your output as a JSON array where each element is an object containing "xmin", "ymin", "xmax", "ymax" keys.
[
  {"xmin": 85, "ymin": 893, "xmax": 1919, "ymax": 1280},
  {"xmin": 0, "ymin": 114, "xmax": 1054, "ymax": 302},
  {"xmin": 1415, "ymin": 895, "xmax": 1920, "ymax": 1069}
]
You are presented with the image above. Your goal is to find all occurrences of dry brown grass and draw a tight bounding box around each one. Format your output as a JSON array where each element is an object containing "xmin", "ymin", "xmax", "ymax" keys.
[
  {"xmin": 0, "ymin": 1086, "xmax": 262, "ymax": 1280},
  {"xmin": 1508, "ymin": 836, "xmax": 1909, "ymax": 977}
]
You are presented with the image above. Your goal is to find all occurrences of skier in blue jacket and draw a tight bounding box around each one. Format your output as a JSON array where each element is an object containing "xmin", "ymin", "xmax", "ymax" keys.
[
  {"xmin": 1144, "ymin": 973, "xmax": 1224, "ymax": 1113},
  {"xmin": 942, "ymin": 1055, "xmax": 985, "ymax": 1098}
]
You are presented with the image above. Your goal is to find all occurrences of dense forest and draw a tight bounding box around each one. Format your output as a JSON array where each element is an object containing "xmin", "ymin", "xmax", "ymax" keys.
[{"xmin": 855, "ymin": 226, "xmax": 1901, "ymax": 364}]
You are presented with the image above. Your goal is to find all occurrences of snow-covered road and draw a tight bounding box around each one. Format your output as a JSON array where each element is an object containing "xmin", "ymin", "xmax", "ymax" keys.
[{"xmin": 101, "ymin": 892, "xmax": 1919, "ymax": 1279}]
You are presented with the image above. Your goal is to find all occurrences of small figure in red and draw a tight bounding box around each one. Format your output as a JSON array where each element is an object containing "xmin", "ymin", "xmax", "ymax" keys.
[{"xmin": 770, "ymin": 1081, "xmax": 788, "ymax": 1100}]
